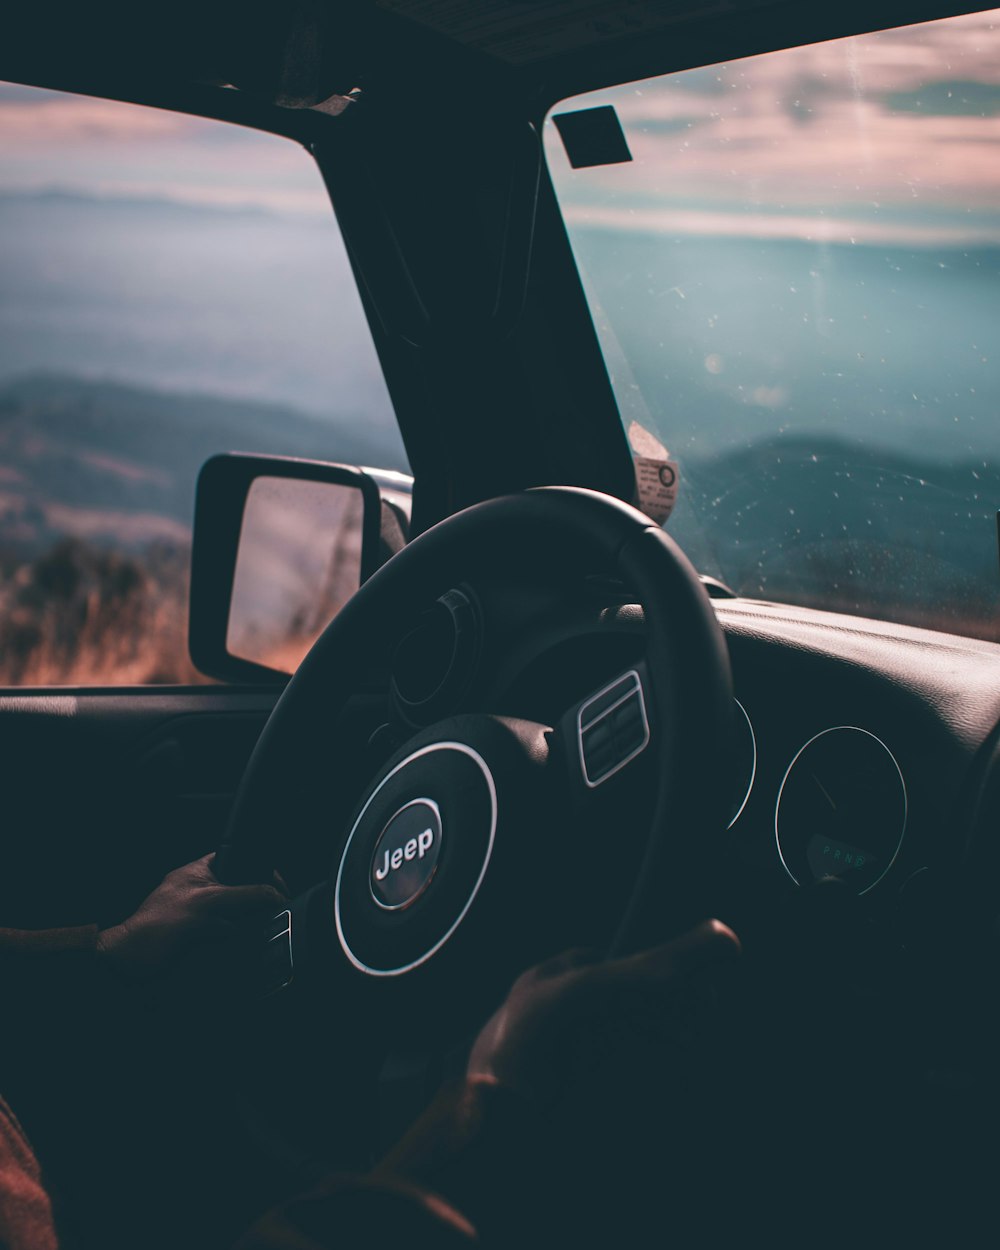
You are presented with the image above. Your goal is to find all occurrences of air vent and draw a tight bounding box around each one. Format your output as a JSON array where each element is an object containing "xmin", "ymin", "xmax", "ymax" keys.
[{"xmin": 578, "ymin": 669, "xmax": 650, "ymax": 788}]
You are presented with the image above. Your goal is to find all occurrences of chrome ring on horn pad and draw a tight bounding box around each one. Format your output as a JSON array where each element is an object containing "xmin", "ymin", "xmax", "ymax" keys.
[{"xmin": 334, "ymin": 742, "xmax": 497, "ymax": 977}]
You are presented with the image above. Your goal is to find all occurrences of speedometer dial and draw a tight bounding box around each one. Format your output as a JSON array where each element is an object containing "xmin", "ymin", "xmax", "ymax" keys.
[{"xmin": 775, "ymin": 727, "xmax": 906, "ymax": 894}]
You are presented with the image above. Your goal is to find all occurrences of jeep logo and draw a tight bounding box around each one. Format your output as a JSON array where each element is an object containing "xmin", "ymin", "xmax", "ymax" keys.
[
  {"xmin": 374, "ymin": 827, "xmax": 435, "ymax": 881},
  {"xmin": 369, "ymin": 799, "xmax": 442, "ymax": 910}
]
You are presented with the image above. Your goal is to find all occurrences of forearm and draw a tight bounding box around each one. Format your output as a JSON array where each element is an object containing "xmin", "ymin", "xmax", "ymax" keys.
[
  {"xmin": 233, "ymin": 1172, "xmax": 476, "ymax": 1250},
  {"xmin": 0, "ymin": 922, "xmax": 129, "ymax": 1088},
  {"xmin": 0, "ymin": 1094, "xmax": 58, "ymax": 1250},
  {"xmin": 233, "ymin": 1078, "xmax": 549, "ymax": 1250},
  {"xmin": 373, "ymin": 1076, "xmax": 552, "ymax": 1244},
  {"xmin": 0, "ymin": 924, "xmax": 100, "ymax": 956},
  {"xmin": 0, "ymin": 923, "xmax": 128, "ymax": 1010}
]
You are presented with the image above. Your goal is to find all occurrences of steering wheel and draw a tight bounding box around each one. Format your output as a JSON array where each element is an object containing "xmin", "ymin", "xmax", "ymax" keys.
[{"xmin": 215, "ymin": 487, "xmax": 733, "ymax": 1039}]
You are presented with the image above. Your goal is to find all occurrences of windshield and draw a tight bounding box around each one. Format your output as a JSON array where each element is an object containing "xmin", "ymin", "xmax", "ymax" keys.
[{"xmin": 545, "ymin": 8, "xmax": 1000, "ymax": 642}]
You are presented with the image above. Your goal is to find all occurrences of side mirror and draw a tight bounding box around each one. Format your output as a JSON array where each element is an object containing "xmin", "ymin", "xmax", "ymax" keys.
[{"xmin": 189, "ymin": 454, "xmax": 410, "ymax": 683}]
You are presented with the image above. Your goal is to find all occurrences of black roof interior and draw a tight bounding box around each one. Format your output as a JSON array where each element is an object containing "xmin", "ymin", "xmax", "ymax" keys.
[{"xmin": 5, "ymin": 0, "xmax": 993, "ymax": 117}]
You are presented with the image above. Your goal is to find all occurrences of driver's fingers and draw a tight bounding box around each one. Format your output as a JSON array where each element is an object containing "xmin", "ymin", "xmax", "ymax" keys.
[
  {"xmin": 163, "ymin": 851, "xmax": 217, "ymax": 888},
  {"xmin": 520, "ymin": 946, "xmax": 601, "ymax": 984},
  {"xmin": 200, "ymin": 852, "xmax": 287, "ymax": 893},
  {"xmin": 199, "ymin": 883, "xmax": 288, "ymax": 916}
]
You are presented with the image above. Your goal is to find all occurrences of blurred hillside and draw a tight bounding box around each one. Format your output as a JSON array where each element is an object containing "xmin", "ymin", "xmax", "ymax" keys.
[
  {"xmin": 572, "ymin": 227, "xmax": 1000, "ymax": 642},
  {"xmin": 0, "ymin": 372, "xmax": 406, "ymax": 554},
  {"xmin": 0, "ymin": 189, "xmax": 400, "ymax": 427},
  {"xmin": 0, "ymin": 373, "xmax": 407, "ymax": 684},
  {"xmin": 677, "ymin": 435, "xmax": 1000, "ymax": 641}
]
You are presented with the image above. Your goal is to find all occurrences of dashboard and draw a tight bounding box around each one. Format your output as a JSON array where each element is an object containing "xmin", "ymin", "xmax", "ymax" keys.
[
  {"xmin": 716, "ymin": 598, "xmax": 1000, "ymax": 928},
  {"xmin": 383, "ymin": 578, "xmax": 1000, "ymax": 954}
]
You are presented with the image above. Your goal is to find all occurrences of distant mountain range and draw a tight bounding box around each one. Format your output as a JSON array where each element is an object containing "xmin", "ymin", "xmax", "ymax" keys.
[
  {"xmin": 0, "ymin": 373, "xmax": 408, "ymax": 557},
  {"xmin": 0, "ymin": 187, "xmax": 400, "ymax": 423},
  {"xmin": 574, "ymin": 227, "xmax": 1000, "ymax": 467},
  {"xmin": 0, "ymin": 369, "xmax": 994, "ymax": 641},
  {"xmin": 0, "ymin": 191, "xmax": 997, "ymax": 650},
  {"xmin": 675, "ymin": 433, "xmax": 999, "ymax": 638}
]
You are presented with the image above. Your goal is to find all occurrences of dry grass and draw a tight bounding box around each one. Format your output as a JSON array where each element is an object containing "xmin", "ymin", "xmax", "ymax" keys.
[
  {"xmin": 0, "ymin": 537, "xmax": 209, "ymax": 685},
  {"xmin": 0, "ymin": 529, "xmax": 994, "ymax": 690}
]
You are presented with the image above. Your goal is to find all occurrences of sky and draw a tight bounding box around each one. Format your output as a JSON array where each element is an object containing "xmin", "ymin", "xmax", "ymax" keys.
[
  {"xmin": 1, "ymin": 8, "xmax": 996, "ymax": 238},
  {"xmin": 545, "ymin": 7, "xmax": 1000, "ymax": 247},
  {"xmin": 0, "ymin": 76, "xmax": 400, "ymax": 442},
  {"xmin": 0, "ymin": 83, "xmax": 330, "ymax": 215}
]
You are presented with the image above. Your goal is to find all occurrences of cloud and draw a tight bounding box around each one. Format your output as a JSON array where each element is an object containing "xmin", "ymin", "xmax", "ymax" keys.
[
  {"xmin": 0, "ymin": 81, "xmax": 330, "ymax": 216},
  {"xmin": 547, "ymin": 7, "xmax": 1000, "ymax": 244},
  {"xmin": 0, "ymin": 95, "xmax": 191, "ymax": 142},
  {"xmin": 885, "ymin": 79, "xmax": 1000, "ymax": 116},
  {"xmin": 564, "ymin": 202, "xmax": 1000, "ymax": 247}
]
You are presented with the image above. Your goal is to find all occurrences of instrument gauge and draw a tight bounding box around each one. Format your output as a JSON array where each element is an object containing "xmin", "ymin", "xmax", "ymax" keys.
[{"xmin": 775, "ymin": 727, "xmax": 906, "ymax": 894}]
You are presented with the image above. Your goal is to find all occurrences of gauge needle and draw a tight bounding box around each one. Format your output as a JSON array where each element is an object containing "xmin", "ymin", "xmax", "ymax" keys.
[{"xmin": 811, "ymin": 772, "xmax": 837, "ymax": 811}]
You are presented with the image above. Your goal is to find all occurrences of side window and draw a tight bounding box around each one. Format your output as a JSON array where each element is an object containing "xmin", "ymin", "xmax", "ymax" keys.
[{"xmin": 0, "ymin": 82, "xmax": 405, "ymax": 686}]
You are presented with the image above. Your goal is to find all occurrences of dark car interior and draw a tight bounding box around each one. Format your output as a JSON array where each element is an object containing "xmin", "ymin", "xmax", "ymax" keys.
[{"xmin": 2, "ymin": 1, "xmax": 1000, "ymax": 1246}]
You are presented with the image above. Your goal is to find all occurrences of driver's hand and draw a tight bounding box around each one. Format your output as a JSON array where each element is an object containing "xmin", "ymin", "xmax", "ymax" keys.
[
  {"xmin": 373, "ymin": 922, "xmax": 741, "ymax": 1246},
  {"xmin": 467, "ymin": 918, "xmax": 740, "ymax": 1106},
  {"xmin": 95, "ymin": 853, "xmax": 285, "ymax": 981}
]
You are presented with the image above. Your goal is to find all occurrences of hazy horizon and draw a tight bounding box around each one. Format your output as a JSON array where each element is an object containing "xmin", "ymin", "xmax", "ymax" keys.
[{"xmin": 0, "ymin": 184, "xmax": 403, "ymax": 457}]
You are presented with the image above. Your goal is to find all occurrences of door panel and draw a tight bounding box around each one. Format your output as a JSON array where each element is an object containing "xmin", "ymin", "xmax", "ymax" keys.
[{"xmin": 0, "ymin": 688, "xmax": 279, "ymax": 927}]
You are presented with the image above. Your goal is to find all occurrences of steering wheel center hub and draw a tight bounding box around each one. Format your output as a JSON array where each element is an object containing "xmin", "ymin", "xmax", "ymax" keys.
[{"xmin": 335, "ymin": 739, "xmax": 497, "ymax": 977}]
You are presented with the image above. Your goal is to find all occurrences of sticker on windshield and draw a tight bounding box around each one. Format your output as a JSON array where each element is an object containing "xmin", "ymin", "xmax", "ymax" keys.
[{"xmin": 628, "ymin": 421, "xmax": 679, "ymax": 526}]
